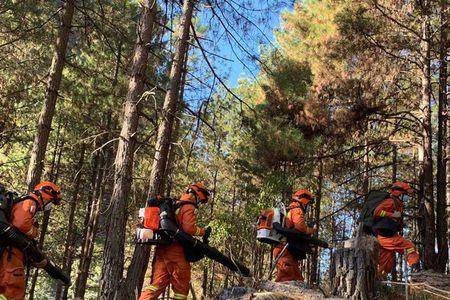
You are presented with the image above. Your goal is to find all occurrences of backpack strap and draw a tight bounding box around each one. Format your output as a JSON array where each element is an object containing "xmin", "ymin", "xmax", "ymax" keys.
[
  {"xmin": 174, "ymin": 200, "xmax": 197, "ymax": 213},
  {"xmin": 393, "ymin": 197, "xmax": 401, "ymax": 211},
  {"xmin": 13, "ymin": 195, "xmax": 41, "ymax": 217},
  {"xmin": 287, "ymin": 203, "xmax": 305, "ymax": 214},
  {"xmin": 171, "ymin": 200, "xmax": 197, "ymax": 229}
]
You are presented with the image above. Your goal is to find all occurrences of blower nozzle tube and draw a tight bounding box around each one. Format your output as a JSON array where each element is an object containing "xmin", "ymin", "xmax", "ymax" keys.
[
  {"xmin": 158, "ymin": 206, "xmax": 251, "ymax": 277},
  {"xmin": 174, "ymin": 230, "xmax": 251, "ymax": 277},
  {"xmin": 0, "ymin": 218, "xmax": 70, "ymax": 285}
]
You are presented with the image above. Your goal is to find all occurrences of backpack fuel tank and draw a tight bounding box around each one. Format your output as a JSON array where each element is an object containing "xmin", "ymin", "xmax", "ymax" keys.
[
  {"xmin": 136, "ymin": 197, "xmax": 174, "ymax": 245},
  {"xmin": 256, "ymin": 204, "xmax": 286, "ymax": 244}
]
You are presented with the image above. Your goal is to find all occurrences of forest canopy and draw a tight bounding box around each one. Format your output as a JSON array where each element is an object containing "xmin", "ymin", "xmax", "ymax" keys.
[{"xmin": 0, "ymin": 0, "xmax": 449, "ymax": 299}]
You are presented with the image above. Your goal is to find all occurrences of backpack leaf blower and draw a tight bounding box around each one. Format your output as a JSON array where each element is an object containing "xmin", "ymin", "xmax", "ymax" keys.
[
  {"xmin": 256, "ymin": 205, "xmax": 329, "ymax": 249},
  {"xmin": 272, "ymin": 222, "xmax": 329, "ymax": 249},
  {"xmin": 136, "ymin": 197, "xmax": 251, "ymax": 277},
  {"xmin": 256, "ymin": 205, "xmax": 329, "ymax": 261},
  {"xmin": 256, "ymin": 206, "xmax": 286, "ymax": 244},
  {"xmin": 0, "ymin": 188, "xmax": 70, "ymax": 285}
]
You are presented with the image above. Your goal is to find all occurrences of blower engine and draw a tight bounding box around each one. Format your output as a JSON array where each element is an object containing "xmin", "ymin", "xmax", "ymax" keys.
[
  {"xmin": 256, "ymin": 203, "xmax": 286, "ymax": 244},
  {"xmin": 136, "ymin": 197, "xmax": 172, "ymax": 245},
  {"xmin": 256, "ymin": 201, "xmax": 329, "ymax": 259}
]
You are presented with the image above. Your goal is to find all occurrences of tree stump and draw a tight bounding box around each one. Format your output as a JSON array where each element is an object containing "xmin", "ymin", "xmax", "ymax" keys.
[{"xmin": 330, "ymin": 235, "xmax": 379, "ymax": 299}]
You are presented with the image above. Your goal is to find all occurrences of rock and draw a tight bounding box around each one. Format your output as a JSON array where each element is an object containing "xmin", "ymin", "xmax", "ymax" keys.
[
  {"xmin": 215, "ymin": 281, "xmax": 342, "ymax": 300},
  {"xmin": 258, "ymin": 281, "xmax": 310, "ymax": 297},
  {"xmin": 216, "ymin": 286, "xmax": 256, "ymax": 300}
]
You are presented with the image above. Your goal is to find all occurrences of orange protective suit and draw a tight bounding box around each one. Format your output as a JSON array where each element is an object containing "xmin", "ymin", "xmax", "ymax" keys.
[
  {"xmin": 139, "ymin": 194, "xmax": 206, "ymax": 300},
  {"xmin": 373, "ymin": 197, "xmax": 419, "ymax": 277},
  {"xmin": 0, "ymin": 196, "xmax": 39, "ymax": 300},
  {"xmin": 273, "ymin": 201, "xmax": 314, "ymax": 282}
]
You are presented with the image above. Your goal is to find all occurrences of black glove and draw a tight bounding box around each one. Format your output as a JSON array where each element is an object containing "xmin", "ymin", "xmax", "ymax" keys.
[{"xmin": 203, "ymin": 226, "xmax": 212, "ymax": 244}]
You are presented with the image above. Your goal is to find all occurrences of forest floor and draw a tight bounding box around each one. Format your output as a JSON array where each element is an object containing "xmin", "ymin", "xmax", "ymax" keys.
[
  {"xmin": 215, "ymin": 281, "xmax": 342, "ymax": 300},
  {"xmin": 214, "ymin": 272, "xmax": 450, "ymax": 300},
  {"xmin": 409, "ymin": 271, "xmax": 450, "ymax": 298}
]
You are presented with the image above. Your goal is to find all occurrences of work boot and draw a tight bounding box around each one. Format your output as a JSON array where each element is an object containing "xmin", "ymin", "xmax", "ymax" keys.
[{"xmin": 410, "ymin": 262, "xmax": 422, "ymax": 273}]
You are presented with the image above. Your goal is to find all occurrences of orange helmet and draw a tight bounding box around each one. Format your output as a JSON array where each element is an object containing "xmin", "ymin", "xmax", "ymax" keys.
[
  {"xmin": 187, "ymin": 182, "xmax": 210, "ymax": 204},
  {"xmin": 391, "ymin": 181, "xmax": 412, "ymax": 197},
  {"xmin": 34, "ymin": 181, "xmax": 62, "ymax": 205},
  {"xmin": 292, "ymin": 189, "xmax": 315, "ymax": 205}
]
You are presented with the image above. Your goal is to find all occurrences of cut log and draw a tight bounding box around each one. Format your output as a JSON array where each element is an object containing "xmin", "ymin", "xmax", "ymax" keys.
[{"xmin": 330, "ymin": 236, "xmax": 379, "ymax": 299}]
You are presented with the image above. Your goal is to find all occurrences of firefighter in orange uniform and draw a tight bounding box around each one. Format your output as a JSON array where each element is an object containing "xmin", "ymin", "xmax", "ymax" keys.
[
  {"xmin": 273, "ymin": 189, "xmax": 316, "ymax": 282},
  {"xmin": 374, "ymin": 181, "xmax": 420, "ymax": 279},
  {"xmin": 139, "ymin": 183, "xmax": 211, "ymax": 300},
  {"xmin": 0, "ymin": 181, "xmax": 62, "ymax": 300}
]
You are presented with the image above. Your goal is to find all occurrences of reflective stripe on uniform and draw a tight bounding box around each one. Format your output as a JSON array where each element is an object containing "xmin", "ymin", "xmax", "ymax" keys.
[
  {"xmin": 148, "ymin": 284, "xmax": 159, "ymax": 292},
  {"xmin": 195, "ymin": 227, "xmax": 202, "ymax": 235},
  {"xmin": 286, "ymin": 211, "xmax": 291, "ymax": 219},
  {"xmin": 406, "ymin": 247, "xmax": 415, "ymax": 254},
  {"xmin": 26, "ymin": 227, "xmax": 35, "ymax": 236},
  {"xmin": 173, "ymin": 292, "xmax": 188, "ymax": 300},
  {"xmin": 380, "ymin": 210, "xmax": 386, "ymax": 217},
  {"xmin": 175, "ymin": 208, "xmax": 180, "ymax": 215},
  {"xmin": 0, "ymin": 294, "xmax": 7, "ymax": 300}
]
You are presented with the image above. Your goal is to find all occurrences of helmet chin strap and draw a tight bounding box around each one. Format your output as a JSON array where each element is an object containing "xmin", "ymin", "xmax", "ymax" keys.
[
  {"xmin": 302, "ymin": 202, "xmax": 309, "ymax": 209},
  {"xmin": 35, "ymin": 190, "xmax": 55, "ymax": 211},
  {"xmin": 400, "ymin": 194, "xmax": 410, "ymax": 202},
  {"xmin": 44, "ymin": 201, "xmax": 53, "ymax": 211},
  {"xmin": 34, "ymin": 191, "xmax": 45, "ymax": 210},
  {"xmin": 192, "ymin": 192, "xmax": 199, "ymax": 204},
  {"xmin": 188, "ymin": 188, "xmax": 208, "ymax": 205}
]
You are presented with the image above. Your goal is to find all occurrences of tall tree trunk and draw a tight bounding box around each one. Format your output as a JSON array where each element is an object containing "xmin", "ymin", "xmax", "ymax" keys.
[
  {"xmin": 54, "ymin": 144, "xmax": 86, "ymax": 300},
  {"xmin": 447, "ymin": 141, "xmax": 450, "ymax": 273},
  {"xmin": 202, "ymin": 264, "xmax": 208, "ymax": 298},
  {"xmin": 391, "ymin": 144, "xmax": 398, "ymax": 281},
  {"xmin": 448, "ymin": 121, "xmax": 450, "ymax": 274},
  {"xmin": 98, "ymin": 2, "xmax": 157, "ymax": 299},
  {"xmin": 362, "ymin": 132, "xmax": 370, "ymax": 200},
  {"xmin": 447, "ymin": 20, "xmax": 450, "ymax": 273},
  {"xmin": 436, "ymin": 0, "xmax": 449, "ymax": 272},
  {"xmin": 74, "ymin": 172, "xmax": 107, "ymax": 299},
  {"xmin": 419, "ymin": 9, "xmax": 437, "ymax": 269},
  {"xmin": 309, "ymin": 159, "xmax": 323, "ymax": 285},
  {"xmin": 73, "ymin": 142, "xmax": 107, "ymax": 299},
  {"xmin": 164, "ymin": 118, "xmax": 180, "ymax": 197},
  {"xmin": 392, "ymin": 144, "xmax": 397, "ymax": 183},
  {"xmin": 164, "ymin": 48, "xmax": 189, "ymax": 196},
  {"xmin": 209, "ymin": 262, "xmax": 216, "ymax": 295},
  {"xmin": 28, "ymin": 120, "xmax": 65, "ymax": 300},
  {"xmin": 122, "ymin": 1, "xmax": 195, "ymax": 298},
  {"xmin": 26, "ymin": 0, "xmax": 75, "ymax": 192},
  {"xmin": 206, "ymin": 159, "xmax": 219, "ymax": 296}
]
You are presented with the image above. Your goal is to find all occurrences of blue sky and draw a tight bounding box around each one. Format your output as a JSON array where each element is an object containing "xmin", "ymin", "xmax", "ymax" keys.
[
  {"xmin": 183, "ymin": 1, "xmax": 295, "ymax": 107},
  {"xmin": 207, "ymin": 1, "xmax": 294, "ymax": 87}
]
